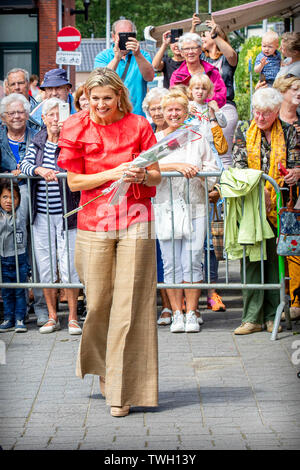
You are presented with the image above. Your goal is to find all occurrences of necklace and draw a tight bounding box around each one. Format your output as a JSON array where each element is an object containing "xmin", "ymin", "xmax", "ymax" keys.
[{"xmin": 7, "ymin": 132, "xmax": 25, "ymax": 142}]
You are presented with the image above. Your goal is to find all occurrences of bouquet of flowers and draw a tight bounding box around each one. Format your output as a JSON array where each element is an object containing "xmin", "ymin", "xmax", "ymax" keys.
[{"xmin": 64, "ymin": 124, "xmax": 201, "ymax": 218}]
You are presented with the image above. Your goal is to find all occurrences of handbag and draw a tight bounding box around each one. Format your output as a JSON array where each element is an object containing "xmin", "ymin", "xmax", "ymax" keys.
[
  {"xmin": 211, "ymin": 202, "xmax": 225, "ymax": 261},
  {"xmin": 277, "ymin": 186, "xmax": 300, "ymax": 256},
  {"xmin": 154, "ymin": 196, "xmax": 193, "ymax": 240}
]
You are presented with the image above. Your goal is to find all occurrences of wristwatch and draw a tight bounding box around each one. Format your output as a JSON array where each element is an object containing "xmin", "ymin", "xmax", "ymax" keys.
[{"xmin": 211, "ymin": 32, "xmax": 218, "ymax": 39}]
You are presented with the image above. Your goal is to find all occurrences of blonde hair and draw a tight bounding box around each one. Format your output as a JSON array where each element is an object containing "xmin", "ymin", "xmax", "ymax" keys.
[
  {"xmin": 273, "ymin": 75, "xmax": 300, "ymax": 94},
  {"xmin": 188, "ymin": 73, "xmax": 214, "ymax": 100},
  {"xmin": 262, "ymin": 30, "xmax": 279, "ymax": 47},
  {"xmin": 84, "ymin": 68, "xmax": 132, "ymax": 114},
  {"xmin": 170, "ymin": 84, "xmax": 189, "ymax": 98},
  {"xmin": 161, "ymin": 89, "xmax": 189, "ymax": 113}
]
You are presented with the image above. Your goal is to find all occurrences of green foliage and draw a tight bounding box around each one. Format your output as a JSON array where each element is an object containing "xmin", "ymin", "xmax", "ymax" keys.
[
  {"xmin": 234, "ymin": 36, "xmax": 262, "ymax": 120},
  {"xmin": 75, "ymin": 0, "xmax": 259, "ymax": 40}
]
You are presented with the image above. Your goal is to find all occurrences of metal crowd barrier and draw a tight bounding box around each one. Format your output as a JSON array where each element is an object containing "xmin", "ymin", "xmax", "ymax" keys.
[{"xmin": 0, "ymin": 171, "xmax": 289, "ymax": 340}]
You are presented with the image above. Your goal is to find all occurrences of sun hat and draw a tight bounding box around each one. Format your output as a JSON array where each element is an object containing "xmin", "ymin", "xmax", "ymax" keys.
[{"xmin": 40, "ymin": 68, "xmax": 72, "ymax": 89}]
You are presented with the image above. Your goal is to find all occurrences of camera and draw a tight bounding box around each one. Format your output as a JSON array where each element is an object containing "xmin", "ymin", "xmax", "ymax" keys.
[
  {"xmin": 118, "ymin": 32, "xmax": 136, "ymax": 51},
  {"xmin": 170, "ymin": 28, "xmax": 183, "ymax": 44}
]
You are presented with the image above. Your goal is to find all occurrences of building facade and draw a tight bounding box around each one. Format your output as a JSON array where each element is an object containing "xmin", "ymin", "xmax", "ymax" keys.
[{"xmin": 0, "ymin": 0, "xmax": 76, "ymax": 89}]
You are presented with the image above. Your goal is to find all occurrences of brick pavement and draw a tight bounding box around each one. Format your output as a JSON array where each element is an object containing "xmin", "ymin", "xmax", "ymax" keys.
[{"xmin": 0, "ymin": 261, "xmax": 300, "ymax": 451}]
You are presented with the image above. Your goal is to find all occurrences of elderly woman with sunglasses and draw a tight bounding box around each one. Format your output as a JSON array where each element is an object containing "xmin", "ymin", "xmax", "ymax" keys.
[
  {"xmin": 169, "ymin": 32, "xmax": 227, "ymax": 109},
  {"xmin": 231, "ymin": 87, "xmax": 300, "ymax": 335}
]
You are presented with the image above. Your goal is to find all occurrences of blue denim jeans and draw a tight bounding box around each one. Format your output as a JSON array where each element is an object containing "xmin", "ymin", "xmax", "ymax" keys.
[{"xmin": 1, "ymin": 252, "xmax": 29, "ymax": 322}]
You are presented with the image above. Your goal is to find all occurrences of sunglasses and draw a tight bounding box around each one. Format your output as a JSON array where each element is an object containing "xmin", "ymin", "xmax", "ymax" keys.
[{"xmin": 284, "ymin": 73, "xmax": 298, "ymax": 79}]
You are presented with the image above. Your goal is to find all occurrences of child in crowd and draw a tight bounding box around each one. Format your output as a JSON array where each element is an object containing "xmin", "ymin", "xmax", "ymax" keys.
[
  {"xmin": 187, "ymin": 73, "xmax": 227, "ymax": 163},
  {"xmin": 254, "ymin": 31, "xmax": 281, "ymax": 85},
  {"xmin": 187, "ymin": 73, "xmax": 227, "ymax": 313},
  {"xmin": 0, "ymin": 179, "xmax": 29, "ymax": 333}
]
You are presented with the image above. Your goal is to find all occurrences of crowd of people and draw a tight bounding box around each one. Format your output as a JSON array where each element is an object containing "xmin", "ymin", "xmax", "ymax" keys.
[{"xmin": 0, "ymin": 15, "xmax": 299, "ymax": 415}]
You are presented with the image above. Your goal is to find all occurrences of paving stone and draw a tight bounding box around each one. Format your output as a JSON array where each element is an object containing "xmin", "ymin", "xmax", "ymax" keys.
[{"xmin": 1, "ymin": 277, "xmax": 300, "ymax": 450}]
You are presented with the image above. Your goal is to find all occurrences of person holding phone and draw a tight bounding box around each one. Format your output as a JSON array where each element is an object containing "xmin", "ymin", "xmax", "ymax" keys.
[
  {"xmin": 94, "ymin": 18, "xmax": 154, "ymax": 117},
  {"xmin": 152, "ymin": 30, "xmax": 185, "ymax": 89}
]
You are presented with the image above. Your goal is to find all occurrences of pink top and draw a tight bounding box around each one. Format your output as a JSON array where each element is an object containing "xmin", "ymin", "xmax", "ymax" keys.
[
  {"xmin": 57, "ymin": 111, "xmax": 157, "ymax": 232},
  {"xmin": 170, "ymin": 60, "xmax": 227, "ymax": 108}
]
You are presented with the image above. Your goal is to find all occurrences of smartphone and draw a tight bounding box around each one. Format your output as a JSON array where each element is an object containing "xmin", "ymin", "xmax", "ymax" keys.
[
  {"xmin": 259, "ymin": 72, "xmax": 266, "ymax": 82},
  {"xmin": 58, "ymin": 102, "xmax": 70, "ymax": 122},
  {"xmin": 170, "ymin": 28, "xmax": 183, "ymax": 43},
  {"xmin": 195, "ymin": 13, "xmax": 212, "ymax": 33},
  {"xmin": 118, "ymin": 32, "xmax": 136, "ymax": 51}
]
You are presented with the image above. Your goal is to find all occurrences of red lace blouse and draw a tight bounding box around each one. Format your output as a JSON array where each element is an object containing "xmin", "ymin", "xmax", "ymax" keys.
[{"xmin": 57, "ymin": 111, "xmax": 157, "ymax": 232}]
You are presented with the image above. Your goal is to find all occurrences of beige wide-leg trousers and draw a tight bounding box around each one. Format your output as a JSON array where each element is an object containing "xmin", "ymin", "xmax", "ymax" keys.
[{"xmin": 74, "ymin": 222, "xmax": 158, "ymax": 407}]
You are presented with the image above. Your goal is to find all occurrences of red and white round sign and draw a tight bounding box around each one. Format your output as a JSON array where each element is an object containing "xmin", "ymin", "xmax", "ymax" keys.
[{"xmin": 57, "ymin": 26, "xmax": 81, "ymax": 51}]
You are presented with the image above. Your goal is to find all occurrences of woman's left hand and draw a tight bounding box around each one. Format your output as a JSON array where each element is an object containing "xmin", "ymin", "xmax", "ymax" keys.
[
  {"xmin": 123, "ymin": 166, "xmax": 147, "ymax": 184},
  {"xmin": 284, "ymin": 168, "xmax": 300, "ymax": 185},
  {"xmin": 174, "ymin": 162, "xmax": 200, "ymax": 178},
  {"xmin": 206, "ymin": 19, "xmax": 220, "ymax": 37}
]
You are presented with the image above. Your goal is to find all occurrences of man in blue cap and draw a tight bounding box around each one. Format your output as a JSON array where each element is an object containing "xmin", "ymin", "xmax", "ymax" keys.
[
  {"xmin": 94, "ymin": 18, "xmax": 154, "ymax": 117},
  {"xmin": 30, "ymin": 68, "xmax": 76, "ymax": 126}
]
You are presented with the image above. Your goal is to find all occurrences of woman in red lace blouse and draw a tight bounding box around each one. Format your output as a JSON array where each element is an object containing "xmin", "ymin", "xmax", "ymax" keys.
[{"xmin": 57, "ymin": 68, "xmax": 161, "ymax": 417}]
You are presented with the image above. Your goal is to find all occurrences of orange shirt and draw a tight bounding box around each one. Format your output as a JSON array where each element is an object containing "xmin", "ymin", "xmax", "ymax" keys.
[{"xmin": 58, "ymin": 110, "xmax": 157, "ymax": 232}]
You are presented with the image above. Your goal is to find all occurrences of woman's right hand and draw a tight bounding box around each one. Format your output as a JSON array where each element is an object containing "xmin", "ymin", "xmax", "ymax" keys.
[
  {"xmin": 162, "ymin": 30, "xmax": 171, "ymax": 45},
  {"xmin": 35, "ymin": 166, "xmax": 59, "ymax": 182},
  {"xmin": 108, "ymin": 162, "xmax": 131, "ymax": 181},
  {"xmin": 191, "ymin": 13, "xmax": 201, "ymax": 33}
]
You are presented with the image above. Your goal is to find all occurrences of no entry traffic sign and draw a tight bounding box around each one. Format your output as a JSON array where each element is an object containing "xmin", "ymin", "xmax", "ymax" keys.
[{"xmin": 57, "ymin": 26, "xmax": 81, "ymax": 51}]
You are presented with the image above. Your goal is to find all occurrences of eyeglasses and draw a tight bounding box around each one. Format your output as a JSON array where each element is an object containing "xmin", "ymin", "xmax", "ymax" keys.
[
  {"xmin": 284, "ymin": 73, "xmax": 297, "ymax": 79},
  {"xmin": 4, "ymin": 110, "xmax": 26, "ymax": 117},
  {"xmin": 181, "ymin": 46, "xmax": 200, "ymax": 52},
  {"xmin": 253, "ymin": 109, "xmax": 274, "ymax": 119}
]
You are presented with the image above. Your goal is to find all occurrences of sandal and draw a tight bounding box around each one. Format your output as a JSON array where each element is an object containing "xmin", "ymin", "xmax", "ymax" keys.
[
  {"xmin": 68, "ymin": 320, "xmax": 82, "ymax": 335},
  {"xmin": 157, "ymin": 308, "xmax": 172, "ymax": 325},
  {"xmin": 39, "ymin": 318, "xmax": 60, "ymax": 334},
  {"xmin": 110, "ymin": 405, "xmax": 130, "ymax": 417}
]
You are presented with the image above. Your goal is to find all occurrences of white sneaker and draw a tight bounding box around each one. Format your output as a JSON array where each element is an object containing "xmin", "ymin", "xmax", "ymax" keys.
[
  {"xmin": 170, "ymin": 310, "xmax": 185, "ymax": 333},
  {"xmin": 185, "ymin": 311, "xmax": 200, "ymax": 333}
]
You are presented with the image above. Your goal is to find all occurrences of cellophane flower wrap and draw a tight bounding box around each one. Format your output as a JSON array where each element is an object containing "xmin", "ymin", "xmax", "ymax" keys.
[{"xmin": 108, "ymin": 124, "xmax": 200, "ymax": 205}]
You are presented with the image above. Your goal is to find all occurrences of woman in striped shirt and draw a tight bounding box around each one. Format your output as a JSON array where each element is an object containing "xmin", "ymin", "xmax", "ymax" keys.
[{"xmin": 20, "ymin": 98, "xmax": 81, "ymax": 335}]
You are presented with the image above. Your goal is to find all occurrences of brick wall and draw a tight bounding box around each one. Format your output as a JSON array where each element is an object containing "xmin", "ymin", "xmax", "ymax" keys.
[{"xmin": 38, "ymin": 0, "xmax": 58, "ymax": 82}]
